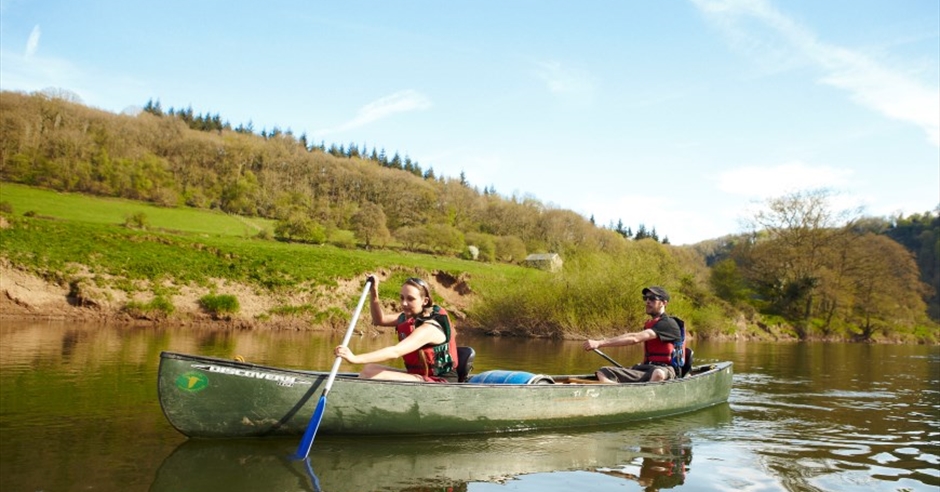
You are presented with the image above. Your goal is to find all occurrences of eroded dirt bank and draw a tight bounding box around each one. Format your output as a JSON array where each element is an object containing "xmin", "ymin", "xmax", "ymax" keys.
[{"xmin": 0, "ymin": 262, "xmax": 476, "ymax": 331}]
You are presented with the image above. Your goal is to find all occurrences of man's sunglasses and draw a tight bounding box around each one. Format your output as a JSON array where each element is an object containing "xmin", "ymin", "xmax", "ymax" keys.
[{"xmin": 642, "ymin": 295, "xmax": 661, "ymax": 302}]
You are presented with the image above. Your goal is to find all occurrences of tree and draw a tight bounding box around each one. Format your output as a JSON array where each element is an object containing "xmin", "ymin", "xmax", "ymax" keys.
[
  {"xmin": 425, "ymin": 224, "xmax": 465, "ymax": 254},
  {"xmin": 465, "ymin": 232, "xmax": 496, "ymax": 261},
  {"xmin": 351, "ymin": 202, "xmax": 390, "ymax": 248},
  {"xmin": 219, "ymin": 171, "xmax": 261, "ymax": 216},
  {"xmin": 739, "ymin": 189, "xmax": 858, "ymax": 337},
  {"xmin": 394, "ymin": 225, "xmax": 430, "ymax": 252},
  {"xmin": 848, "ymin": 234, "xmax": 926, "ymax": 340},
  {"xmin": 614, "ymin": 219, "xmax": 627, "ymax": 238},
  {"xmin": 495, "ymin": 235, "xmax": 526, "ymax": 263},
  {"xmin": 143, "ymin": 99, "xmax": 163, "ymax": 116},
  {"xmin": 885, "ymin": 210, "xmax": 940, "ymax": 320},
  {"xmin": 389, "ymin": 152, "xmax": 402, "ymax": 169},
  {"xmin": 274, "ymin": 213, "xmax": 326, "ymax": 244},
  {"xmin": 709, "ymin": 258, "xmax": 751, "ymax": 305}
]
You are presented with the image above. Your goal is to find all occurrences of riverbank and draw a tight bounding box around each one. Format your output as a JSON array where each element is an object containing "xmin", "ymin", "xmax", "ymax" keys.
[
  {"xmin": 0, "ymin": 261, "xmax": 477, "ymax": 332},
  {"xmin": 0, "ymin": 261, "xmax": 763, "ymax": 342},
  {"xmin": 6, "ymin": 261, "xmax": 932, "ymax": 344}
]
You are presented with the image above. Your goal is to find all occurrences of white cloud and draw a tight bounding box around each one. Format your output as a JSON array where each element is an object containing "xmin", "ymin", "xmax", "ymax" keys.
[
  {"xmin": 25, "ymin": 25, "xmax": 40, "ymax": 58},
  {"xmin": 717, "ymin": 161, "xmax": 854, "ymax": 198},
  {"xmin": 319, "ymin": 90, "xmax": 431, "ymax": 135},
  {"xmin": 691, "ymin": 0, "xmax": 940, "ymax": 147}
]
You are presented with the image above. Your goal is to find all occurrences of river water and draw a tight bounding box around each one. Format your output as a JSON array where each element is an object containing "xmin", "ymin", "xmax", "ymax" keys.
[{"xmin": 0, "ymin": 320, "xmax": 937, "ymax": 492}]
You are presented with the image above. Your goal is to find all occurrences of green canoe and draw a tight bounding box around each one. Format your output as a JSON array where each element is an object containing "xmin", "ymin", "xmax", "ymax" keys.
[{"xmin": 158, "ymin": 351, "xmax": 733, "ymax": 437}]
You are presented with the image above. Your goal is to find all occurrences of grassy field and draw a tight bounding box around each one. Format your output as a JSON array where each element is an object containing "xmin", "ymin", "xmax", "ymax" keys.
[
  {"xmin": 0, "ymin": 182, "xmax": 274, "ymax": 237},
  {"xmin": 0, "ymin": 183, "xmax": 533, "ymax": 325}
]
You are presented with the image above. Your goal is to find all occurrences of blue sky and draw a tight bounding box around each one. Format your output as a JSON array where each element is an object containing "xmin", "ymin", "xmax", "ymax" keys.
[{"xmin": 1, "ymin": 0, "xmax": 937, "ymax": 245}]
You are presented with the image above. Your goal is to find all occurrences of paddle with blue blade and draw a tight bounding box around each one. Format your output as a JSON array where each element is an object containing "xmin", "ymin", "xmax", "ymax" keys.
[{"xmin": 295, "ymin": 278, "xmax": 372, "ymax": 459}]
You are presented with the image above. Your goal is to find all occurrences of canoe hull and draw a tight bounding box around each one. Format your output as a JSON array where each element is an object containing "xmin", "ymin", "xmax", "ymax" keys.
[{"xmin": 158, "ymin": 351, "xmax": 733, "ymax": 437}]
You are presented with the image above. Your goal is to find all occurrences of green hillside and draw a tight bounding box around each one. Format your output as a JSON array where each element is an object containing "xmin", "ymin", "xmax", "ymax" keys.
[{"xmin": 1, "ymin": 90, "xmax": 936, "ymax": 343}]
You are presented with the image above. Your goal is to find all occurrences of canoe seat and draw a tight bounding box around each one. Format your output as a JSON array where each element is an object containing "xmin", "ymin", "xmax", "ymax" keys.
[
  {"xmin": 456, "ymin": 346, "xmax": 475, "ymax": 382},
  {"xmin": 681, "ymin": 347, "xmax": 693, "ymax": 377}
]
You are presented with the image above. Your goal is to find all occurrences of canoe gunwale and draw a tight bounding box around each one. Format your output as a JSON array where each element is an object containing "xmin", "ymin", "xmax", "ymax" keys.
[{"xmin": 159, "ymin": 350, "xmax": 728, "ymax": 387}]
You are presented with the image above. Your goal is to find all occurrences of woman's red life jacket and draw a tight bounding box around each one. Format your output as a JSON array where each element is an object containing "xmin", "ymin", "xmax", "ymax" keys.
[
  {"xmin": 395, "ymin": 305, "xmax": 458, "ymax": 377},
  {"xmin": 643, "ymin": 315, "xmax": 677, "ymax": 365}
]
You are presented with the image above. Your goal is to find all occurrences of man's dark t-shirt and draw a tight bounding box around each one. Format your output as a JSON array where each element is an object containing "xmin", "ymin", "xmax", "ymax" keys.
[{"xmin": 649, "ymin": 315, "xmax": 681, "ymax": 342}]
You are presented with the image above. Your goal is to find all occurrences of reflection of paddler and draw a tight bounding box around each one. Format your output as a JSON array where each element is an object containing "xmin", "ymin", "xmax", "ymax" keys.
[{"xmin": 596, "ymin": 435, "xmax": 692, "ymax": 491}]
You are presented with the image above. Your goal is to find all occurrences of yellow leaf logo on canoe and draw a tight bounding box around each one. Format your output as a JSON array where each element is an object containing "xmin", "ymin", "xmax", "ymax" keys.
[{"xmin": 176, "ymin": 372, "xmax": 208, "ymax": 392}]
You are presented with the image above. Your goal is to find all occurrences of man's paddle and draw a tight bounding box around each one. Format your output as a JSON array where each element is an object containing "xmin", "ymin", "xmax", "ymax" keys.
[
  {"xmin": 295, "ymin": 279, "xmax": 372, "ymax": 459},
  {"xmin": 593, "ymin": 348, "xmax": 626, "ymax": 369}
]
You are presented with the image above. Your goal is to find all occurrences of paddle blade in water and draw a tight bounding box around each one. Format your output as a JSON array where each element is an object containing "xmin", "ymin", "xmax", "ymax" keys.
[
  {"xmin": 295, "ymin": 279, "xmax": 371, "ymax": 459},
  {"xmin": 295, "ymin": 395, "xmax": 327, "ymax": 459}
]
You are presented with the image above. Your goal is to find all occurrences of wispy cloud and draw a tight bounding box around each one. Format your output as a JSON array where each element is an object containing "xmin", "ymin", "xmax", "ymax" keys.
[
  {"xmin": 25, "ymin": 25, "xmax": 40, "ymax": 58},
  {"xmin": 717, "ymin": 161, "xmax": 854, "ymax": 198},
  {"xmin": 0, "ymin": 45, "xmax": 148, "ymax": 113},
  {"xmin": 691, "ymin": 0, "xmax": 940, "ymax": 147},
  {"xmin": 535, "ymin": 60, "xmax": 593, "ymax": 94},
  {"xmin": 0, "ymin": 48, "xmax": 75, "ymax": 92},
  {"xmin": 534, "ymin": 60, "xmax": 595, "ymax": 107},
  {"xmin": 319, "ymin": 90, "xmax": 431, "ymax": 135}
]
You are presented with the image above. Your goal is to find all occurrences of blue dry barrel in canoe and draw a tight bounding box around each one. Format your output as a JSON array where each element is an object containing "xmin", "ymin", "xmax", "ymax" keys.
[{"xmin": 466, "ymin": 370, "xmax": 554, "ymax": 384}]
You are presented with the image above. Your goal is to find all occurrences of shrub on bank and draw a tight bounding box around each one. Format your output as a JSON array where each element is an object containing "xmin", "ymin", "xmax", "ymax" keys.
[
  {"xmin": 124, "ymin": 296, "xmax": 175, "ymax": 319},
  {"xmin": 469, "ymin": 243, "xmax": 736, "ymax": 339},
  {"xmin": 199, "ymin": 294, "xmax": 240, "ymax": 319}
]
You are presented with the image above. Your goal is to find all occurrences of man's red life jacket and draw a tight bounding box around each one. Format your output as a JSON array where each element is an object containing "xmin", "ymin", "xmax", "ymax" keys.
[
  {"xmin": 643, "ymin": 315, "xmax": 678, "ymax": 365},
  {"xmin": 395, "ymin": 305, "xmax": 458, "ymax": 377}
]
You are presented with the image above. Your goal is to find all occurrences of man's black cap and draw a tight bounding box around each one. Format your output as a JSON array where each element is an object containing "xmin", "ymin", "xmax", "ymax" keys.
[{"xmin": 642, "ymin": 286, "xmax": 670, "ymax": 301}]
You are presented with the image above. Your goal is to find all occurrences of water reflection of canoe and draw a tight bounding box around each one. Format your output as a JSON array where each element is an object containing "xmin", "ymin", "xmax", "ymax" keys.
[
  {"xmin": 158, "ymin": 351, "xmax": 733, "ymax": 438},
  {"xmin": 149, "ymin": 404, "xmax": 733, "ymax": 492}
]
